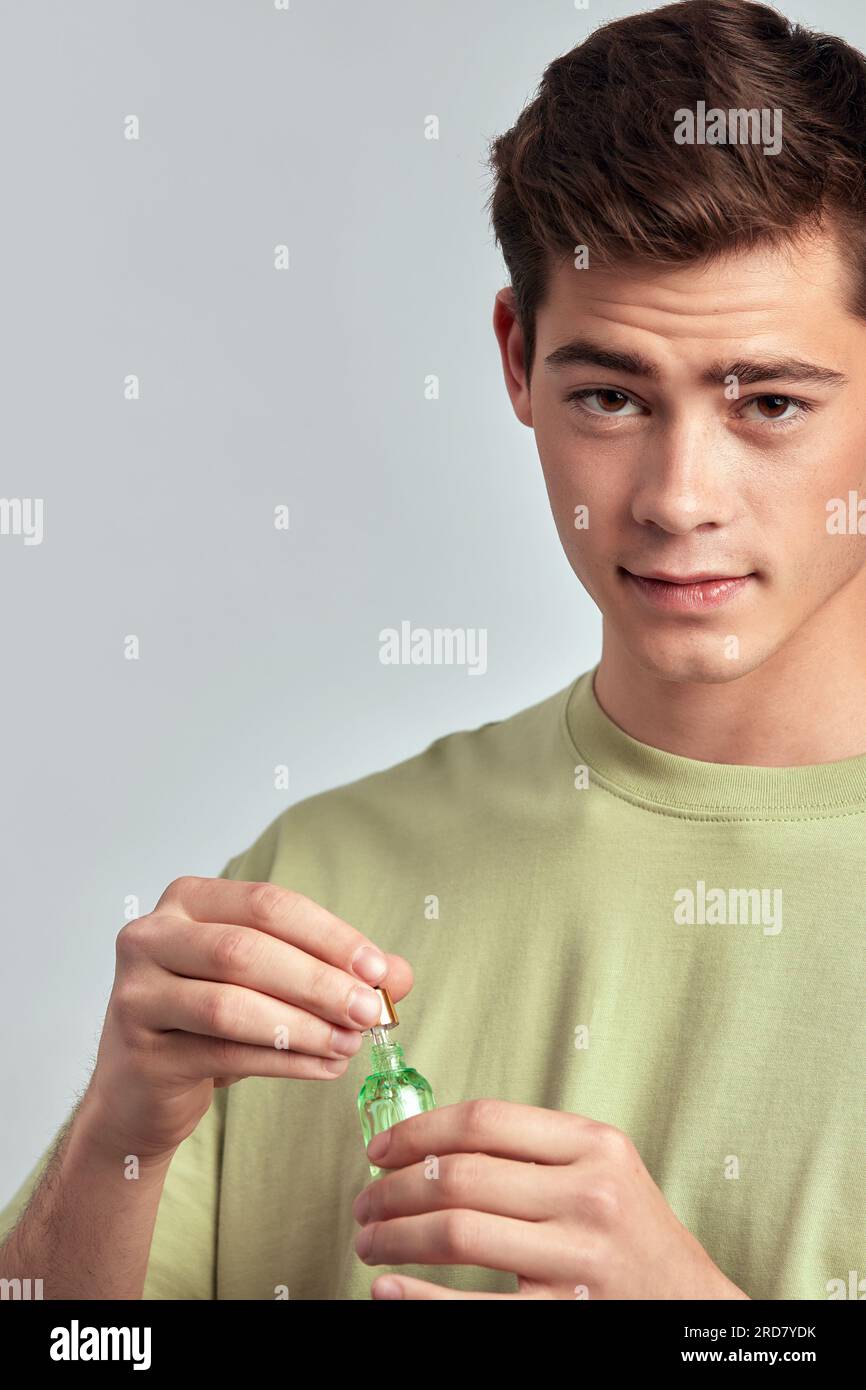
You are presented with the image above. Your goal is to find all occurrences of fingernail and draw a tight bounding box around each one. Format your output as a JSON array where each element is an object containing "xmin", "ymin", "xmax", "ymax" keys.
[
  {"xmin": 330, "ymin": 1026, "xmax": 360, "ymax": 1056},
  {"xmin": 372, "ymin": 1277, "xmax": 403, "ymax": 1299},
  {"xmin": 348, "ymin": 987, "xmax": 382, "ymax": 1026},
  {"xmin": 353, "ymin": 1187, "xmax": 371, "ymax": 1223},
  {"xmin": 352, "ymin": 946, "xmax": 388, "ymax": 984},
  {"xmin": 366, "ymin": 1128, "xmax": 391, "ymax": 1161},
  {"xmin": 355, "ymin": 1225, "xmax": 374, "ymax": 1260},
  {"xmin": 323, "ymin": 1056, "xmax": 347, "ymax": 1073}
]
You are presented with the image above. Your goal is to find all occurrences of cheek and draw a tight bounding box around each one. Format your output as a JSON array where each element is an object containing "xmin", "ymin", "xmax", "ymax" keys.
[
  {"xmin": 534, "ymin": 413, "xmax": 623, "ymax": 516},
  {"xmin": 763, "ymin": 485, "xmax": 866, "ymax": 609},
  {"xmin": 757, "ymin": 443, "xmax": 866, "ymax": 578},
  {"xmin": 540, "ymin": 453, "xmax": 630, "ymax": 570},
  {"xmin": 820, "ymin": 414, "xmax": 866, "ymax": 490},
  {"xmin": 811, "ymin": 529, "xmax": 866, "ymax": 594},
  {"xmin": 541, "ymin": 464, "xmax": 625, "ymax": 595}
]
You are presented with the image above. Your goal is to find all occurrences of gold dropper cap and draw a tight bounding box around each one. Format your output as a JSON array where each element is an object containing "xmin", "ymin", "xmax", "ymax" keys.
[{"xmin": 361, "ymin": 984, "xmax": 399, "ymax": 1033}]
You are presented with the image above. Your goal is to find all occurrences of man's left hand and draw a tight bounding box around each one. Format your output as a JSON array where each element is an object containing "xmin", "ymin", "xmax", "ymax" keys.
[{"xmin": 352, "ymin": 1099, "xmax": 750, "ymax": 1300}]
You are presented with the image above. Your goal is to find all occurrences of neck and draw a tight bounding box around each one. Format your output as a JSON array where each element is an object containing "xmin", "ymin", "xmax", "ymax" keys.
[{"xmin": 595, "ymin": 590, "xmax": 866, "ymax": 767}]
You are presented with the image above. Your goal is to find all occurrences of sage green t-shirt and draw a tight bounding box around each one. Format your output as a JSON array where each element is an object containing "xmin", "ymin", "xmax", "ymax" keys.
[{"xmin": 2, "ymin": 666, "xmax": 864, "ymax": 1299}]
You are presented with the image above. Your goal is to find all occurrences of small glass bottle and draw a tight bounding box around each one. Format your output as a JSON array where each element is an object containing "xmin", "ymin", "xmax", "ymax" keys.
[{"xmin": 357, "ymin": 985, "xmax": 436, "ymax": 1177}]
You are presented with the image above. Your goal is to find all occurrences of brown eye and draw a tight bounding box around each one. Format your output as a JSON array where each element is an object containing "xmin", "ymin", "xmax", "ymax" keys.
[
  {"xmin": 596, "ymin": 390, "xmax": 629, "ymax": 412},
  {"xmin": 565, "ymin": 387, "xmax": 644, "ymax": 418},
  {"xmin": 755, "ymin": 395, "xmax": 790, "ymax": 418}
]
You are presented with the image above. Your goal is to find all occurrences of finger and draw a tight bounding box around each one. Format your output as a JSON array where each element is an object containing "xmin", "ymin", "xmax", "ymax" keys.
[
  {"xmin": 155, "ymin": 877, "xmax": 414, "ymax": 999},
  {"xmin": 166, "ymin": 1030, "xmax": 353, "ymax": 1082},
  {"xmin": 144, "ymin": 974, "xmax": 363, "ymax": 1057},
  {"xmin": 354, "ymin": 1152, "xmax": 555, "ymax": 1226},
  {"xmin": 145, "ymin": 915, "xmax": 387, "ymax": 1035},
  {"xmin": 365, "ymin": 1098, "xmax": 597, "ymax": 1170},
  {"xmin": 355, "ymin": 1208, "xmax": 573, "ymax": 1283},
  {"xmin": 371, "ymin": 1274, "xmax": 527, "ymax": 1300}
]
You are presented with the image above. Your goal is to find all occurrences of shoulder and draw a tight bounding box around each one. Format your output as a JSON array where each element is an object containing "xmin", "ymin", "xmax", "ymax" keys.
[{"xmin": 223, "ymin": 679, "xmax": 578, "ymax": 885}]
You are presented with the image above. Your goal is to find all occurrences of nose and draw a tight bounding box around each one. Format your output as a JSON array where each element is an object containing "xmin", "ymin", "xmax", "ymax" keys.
[{"xmin": 629, "ymin": 418, "xmax": 735, "ymax": 535}]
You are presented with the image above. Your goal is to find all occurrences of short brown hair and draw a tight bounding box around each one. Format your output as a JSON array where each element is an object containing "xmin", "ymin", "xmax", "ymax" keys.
[{"xmin": 485, "ymin": 0, "xmax": 866, "ymax": 384}]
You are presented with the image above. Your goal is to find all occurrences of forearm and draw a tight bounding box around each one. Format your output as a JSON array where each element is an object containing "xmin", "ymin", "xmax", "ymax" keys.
[{"xmin": 0, "ymin": 1089, "xmax": 175, "ymax": 1300}]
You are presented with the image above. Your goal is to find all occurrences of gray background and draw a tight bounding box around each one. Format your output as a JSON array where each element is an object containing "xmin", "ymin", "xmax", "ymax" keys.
[{"xmin": 0, "ymin": 0, "xmax": 854, "ymax": 1199}]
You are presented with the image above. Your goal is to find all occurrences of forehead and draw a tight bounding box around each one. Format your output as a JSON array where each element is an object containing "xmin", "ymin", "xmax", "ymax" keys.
[{"xmin": 536, "ymin": 231, "xmax": 858, "ymax": 360}]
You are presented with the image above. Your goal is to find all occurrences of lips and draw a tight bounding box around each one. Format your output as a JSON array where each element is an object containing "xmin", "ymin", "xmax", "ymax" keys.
[
  {"xmin": 627, "ymin": 569, "xmax": 748, "ymax": 583},
  {"xmin": 620, "ymin": 566, "xmax": 754, "ymax": 611}
]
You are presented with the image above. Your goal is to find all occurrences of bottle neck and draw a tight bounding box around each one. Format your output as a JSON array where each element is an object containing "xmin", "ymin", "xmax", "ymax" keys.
[{"xmin": 368, "ymin": 1029, "xmax": 405, "ymax": 1074}]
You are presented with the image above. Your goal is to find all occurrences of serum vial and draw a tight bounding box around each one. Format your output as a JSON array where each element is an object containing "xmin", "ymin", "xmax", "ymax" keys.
[{"xmin": 357, "ymin": 985, "xmax": 436, "ymax": 1177}]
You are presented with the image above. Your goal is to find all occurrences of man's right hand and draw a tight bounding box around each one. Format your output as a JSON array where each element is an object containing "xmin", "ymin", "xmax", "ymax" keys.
[{"xmin": 84, "ymin": 877, "xmax": 412, "ymax": 1163}]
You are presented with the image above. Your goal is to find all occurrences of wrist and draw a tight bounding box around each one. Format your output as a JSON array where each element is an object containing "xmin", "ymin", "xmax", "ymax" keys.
[{"xmin": 74, "ymin": 1086, "xmax": 178, "ymax": 1177}]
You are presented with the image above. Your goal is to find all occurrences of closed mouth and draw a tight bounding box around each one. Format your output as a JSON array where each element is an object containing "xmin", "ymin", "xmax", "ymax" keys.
[{"xmin": 621, "ymin": 567, "xmax": 753, "ymax": 583}]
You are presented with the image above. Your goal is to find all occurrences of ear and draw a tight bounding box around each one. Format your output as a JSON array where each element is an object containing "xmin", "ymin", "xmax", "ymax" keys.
[{"xmin": 492, "ymin": 287, "xmax": 533, "ymax": 427}]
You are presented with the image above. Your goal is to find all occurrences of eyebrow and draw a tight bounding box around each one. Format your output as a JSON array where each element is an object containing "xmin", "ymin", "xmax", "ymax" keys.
[{"xmin": 543, "ymin": 337, "xmax": 848, "ymax": 388}]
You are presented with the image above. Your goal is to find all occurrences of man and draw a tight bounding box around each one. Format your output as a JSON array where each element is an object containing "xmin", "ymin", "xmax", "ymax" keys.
[{"xmin": 1, "ymin": 0, "xmax": 863, "ymax": 1300}]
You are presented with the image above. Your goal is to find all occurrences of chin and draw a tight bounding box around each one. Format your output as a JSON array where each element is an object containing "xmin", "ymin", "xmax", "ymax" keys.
[{"xmin": 623, "ymin": 631, "xmax": 769, "ymax": 685}]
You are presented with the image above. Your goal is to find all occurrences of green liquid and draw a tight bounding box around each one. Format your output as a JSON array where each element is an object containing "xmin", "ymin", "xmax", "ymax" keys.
[{"xmin": 357, "ymin": 1035, "xmax": 436, "ymax": 1177}]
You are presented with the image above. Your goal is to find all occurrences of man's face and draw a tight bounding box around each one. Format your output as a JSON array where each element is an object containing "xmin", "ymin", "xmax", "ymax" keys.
[{"xmin": 494, "ymin": 231, "xmax": 866, "ymax": 683}]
